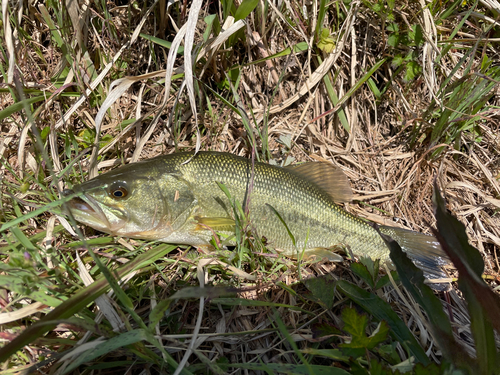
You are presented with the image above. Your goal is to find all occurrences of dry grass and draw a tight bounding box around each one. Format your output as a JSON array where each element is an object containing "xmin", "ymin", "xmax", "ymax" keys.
[{"xmin": 1, "ymin": 0, "xmax": 500, "ymax": 373}]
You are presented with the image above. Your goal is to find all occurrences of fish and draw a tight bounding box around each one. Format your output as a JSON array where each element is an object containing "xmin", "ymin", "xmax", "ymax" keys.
[{"xmin": 62, "ymin": 151, "xmax": 450, "ymax": 287}]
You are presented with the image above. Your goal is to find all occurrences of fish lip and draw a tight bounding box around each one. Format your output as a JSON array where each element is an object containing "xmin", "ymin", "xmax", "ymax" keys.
[{"xmin": 66, "ymin": 193, "xmax": 127, "ymax": 235}]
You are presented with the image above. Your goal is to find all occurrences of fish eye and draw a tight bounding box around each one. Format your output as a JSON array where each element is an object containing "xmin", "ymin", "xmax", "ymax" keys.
[{"xmin": 108, "ymin": 182, "xmax": 129, "ymax": 199}]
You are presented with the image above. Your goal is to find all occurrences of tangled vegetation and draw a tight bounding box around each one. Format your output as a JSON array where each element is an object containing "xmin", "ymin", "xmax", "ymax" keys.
[{"xmin": 1, "ymin": 0, "xmax": 500, "ymax": 373}]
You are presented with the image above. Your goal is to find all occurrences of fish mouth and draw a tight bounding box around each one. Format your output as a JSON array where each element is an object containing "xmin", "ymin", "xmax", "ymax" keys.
[{"xmin": 62, "ymin": 190, "xmax": 127, "ymax": 235}]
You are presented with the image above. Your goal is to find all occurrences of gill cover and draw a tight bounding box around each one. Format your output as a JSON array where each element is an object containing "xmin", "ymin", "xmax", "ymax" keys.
[{"xmin": 65, "ymin": 160, "xmax": 195, "ymax": 240}]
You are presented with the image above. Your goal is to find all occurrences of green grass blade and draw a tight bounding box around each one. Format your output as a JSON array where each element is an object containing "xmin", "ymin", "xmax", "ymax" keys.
[
  {"xmin": 245, "ymin": 42, "xmax": 308, "ymax": 67},
  {"xmin": 139, "ymin": 33, "xmax": 184, "ymax": 54},
  {"xmin": 0, "ymin": 244, "xmax": 176, "ymax": 363},
  {"xmin": 234, "ymin": 0, "xmax": 259, "ymax": 21},
  {"xmin": 321, "ymin": 57, "xmax": 350, "ymax": 132},
  {"xmin": 0, "ymin": 96, "xmax": 46, "ymax": 121},
  {"xmin": 315, "ymin": 0, "xmax": 329, "ymax": 40},
  {"xmin": 0, "ymin": 193, "xmax": 82, "ymax": 233},
  {"xmin": 265, "ymin": 204, "xmax": 296, "ymax": 247},
  {"xmin": 218, "ymin": 362, "xmax": 351, "ymax": 374}
]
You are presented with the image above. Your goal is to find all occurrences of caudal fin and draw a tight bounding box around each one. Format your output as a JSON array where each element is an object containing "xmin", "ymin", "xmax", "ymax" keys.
[{"xmin": 379, "ymin": 226, "xmax": 451, "ymax": 291}]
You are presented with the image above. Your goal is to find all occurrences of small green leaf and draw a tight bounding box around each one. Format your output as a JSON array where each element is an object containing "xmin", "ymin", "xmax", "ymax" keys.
[
  {"xmin": 337, "ymin": 280, "xmax": 430, "ymax": 365},
  {"xmin": 374, "ymin": 272, "xmax": 398, "ymax": 290},
  {"xmin": 409, "ymin": 24, "xmax": 424, "ymax": 46},
  {"xmin": 203, "ymin": 14, "xmax": 218, "ymax": 42},
  {"xmin": 375, "ymin": 343, "xmax": 401, "ymax": 365},
  {"xmin": 387, "ymin": 23, "xmax": 399, "ymax": 33},
  {"xmin": 317, "ymin": 28, "xmax": 336, "ymax": 53},
  {"xmin": 342, "ymin": 307, "xmax": 368, "ymax": 340},
  {"xmin": 404, "ymin": 61, "xmax": 422, "ymax": 81},
  {"xmin": 387, "ymin": 33, "xmax": 400, "ymax": 48},
  {"xmin": 392, "ymin": 55, "xmax": 404, "ymax": 68},
  {"xmin": 139, "ymin": 33, "xmax": 184, "ymax": 54},
  {"xmin": 341, "ymin": 308, "xmax": 389, "ymax": 353},
  {"xmin": 40, "ymin": 126, "xmax": 50, "ymax": 143},
  {"xmin": 368, "ymin": 321, "xmax": 390, "ymax": 349},
  {"xmin": 303, "ymin": 274, "xmax": 336, "ymax": 309}
]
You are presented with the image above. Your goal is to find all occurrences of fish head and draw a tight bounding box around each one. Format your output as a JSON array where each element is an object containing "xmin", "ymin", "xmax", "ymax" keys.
[{"xmin": 63, "ymin": 168, "xmax": 172, "ymax": 240}]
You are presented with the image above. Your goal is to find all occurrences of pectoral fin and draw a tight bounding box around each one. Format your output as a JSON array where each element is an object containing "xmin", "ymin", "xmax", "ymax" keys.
[{"xmin": 196, "ymin": 216, "xmax": 235, "ymax": 232}]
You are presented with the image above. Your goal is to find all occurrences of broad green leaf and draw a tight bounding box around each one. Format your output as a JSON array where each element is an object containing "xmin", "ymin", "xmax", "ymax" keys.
[
  {"xmin": 342, "ymin": 307, "xmax": 368, "ymax": 342},
  {"xmin": 303, "ymin": 274, "xmax": 336, "ymax": 309},
  {"xmin": 381, "ymin": 220, "xmax": 477, "ymax": 372},
  {"xmin": 432, "ymin": 181, "xmax": 500, "ymax": 373},
  {"xmin": 340, "ymin": 307, "xmax": 389, "ymax": 358},
  {"xmin": 337, "ymin": 280, "xmax": 430, "ymax": 365}
]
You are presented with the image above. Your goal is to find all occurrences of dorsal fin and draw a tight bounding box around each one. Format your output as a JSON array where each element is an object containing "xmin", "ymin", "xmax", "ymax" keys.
[{"xmin": 285, "ymin": 162, "xmax": 353, "ymax": 203}]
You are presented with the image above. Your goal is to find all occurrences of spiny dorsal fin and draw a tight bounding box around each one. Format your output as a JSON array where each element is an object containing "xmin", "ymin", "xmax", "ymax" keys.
[{"xmin": 286, "ymin": 162, "xmax": 353, "ymax": 203}]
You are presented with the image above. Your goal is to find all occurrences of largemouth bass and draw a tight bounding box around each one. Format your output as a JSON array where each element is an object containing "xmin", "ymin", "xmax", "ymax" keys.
[{"xmin": 63, "ymin": 151, "xmax": 449, "ymax": 283}]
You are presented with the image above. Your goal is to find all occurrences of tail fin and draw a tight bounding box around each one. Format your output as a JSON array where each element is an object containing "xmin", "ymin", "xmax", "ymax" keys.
[{"xmin": 379, "ymin": 226, "xmax": 451, "ymax": 291}]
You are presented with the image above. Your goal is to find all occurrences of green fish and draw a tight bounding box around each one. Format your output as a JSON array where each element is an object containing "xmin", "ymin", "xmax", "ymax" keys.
[{"xmin": 63, "ymin": 151, "xmax": 449, "ymax": 285}]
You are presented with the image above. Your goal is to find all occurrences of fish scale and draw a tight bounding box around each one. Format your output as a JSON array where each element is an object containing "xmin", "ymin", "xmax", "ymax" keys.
[
  {"xmin": 64, "ymin": 151, "xmax": 450, "ymax": 287},
  {"xmin": 145, "ymin": 152, "xmax": 388, "ymax": 259}
]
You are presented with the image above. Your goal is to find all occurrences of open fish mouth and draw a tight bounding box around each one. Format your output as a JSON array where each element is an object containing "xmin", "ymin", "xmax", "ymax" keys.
[{"xmin": 62, "ymin": 189, "xmax": 125, "ymax": 234}]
